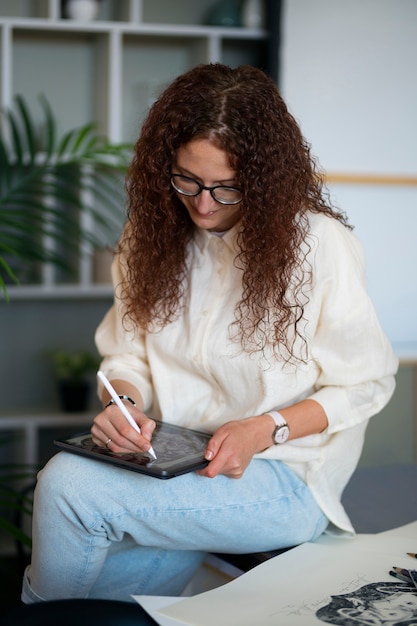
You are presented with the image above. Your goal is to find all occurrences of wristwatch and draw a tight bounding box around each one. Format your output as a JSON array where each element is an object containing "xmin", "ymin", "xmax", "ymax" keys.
[{"xmin": 267, "ymin": 411, "xmax": 290, "ymax": 445}]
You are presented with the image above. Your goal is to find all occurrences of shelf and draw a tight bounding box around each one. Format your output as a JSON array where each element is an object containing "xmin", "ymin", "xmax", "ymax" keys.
[
  {"xmin": 0, "ymin": 0, "xmax": 272, "ymax": 299},
  {"xmin": 0, "ymin": 0, "xmax": 266, "ymax": 28},
  {"xmin": 0, "ymin": 411, "xmax": 95, "ymax": 467},
  {"xmin": 1, "ymin": 18, "xmax": 266, "ymax": 36},
  {"xmin": 4, "ymin": 284, "xmax": 114, "ymax": 300}
]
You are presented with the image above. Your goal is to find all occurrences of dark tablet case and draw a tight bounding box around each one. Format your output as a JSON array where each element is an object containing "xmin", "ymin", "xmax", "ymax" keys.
[{"xmin": 54, "ymin": 420, "xmax": 210, "ymax": 479}]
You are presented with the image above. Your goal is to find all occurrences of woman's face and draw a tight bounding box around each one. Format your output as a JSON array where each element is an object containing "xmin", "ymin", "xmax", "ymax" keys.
[{"xmin": 172, "ymin": 139, "xmax": 242, "ymax": 232}]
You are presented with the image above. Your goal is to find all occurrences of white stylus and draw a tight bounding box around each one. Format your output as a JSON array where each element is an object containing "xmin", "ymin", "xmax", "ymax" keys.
[{"xmin": 97, "ymin": 370, "xmax": 157, "ymax": 460}]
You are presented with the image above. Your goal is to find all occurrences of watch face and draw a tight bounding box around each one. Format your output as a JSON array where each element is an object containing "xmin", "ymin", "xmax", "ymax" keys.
[{"xmin": 273, "ymin": 424, "xmax": 290, "ymax": 444}]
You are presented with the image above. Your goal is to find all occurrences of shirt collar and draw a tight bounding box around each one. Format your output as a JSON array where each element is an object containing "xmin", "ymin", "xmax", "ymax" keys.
[{"xmin": 194, "ymin": 222, "xmax": 242, "ymax": 255}]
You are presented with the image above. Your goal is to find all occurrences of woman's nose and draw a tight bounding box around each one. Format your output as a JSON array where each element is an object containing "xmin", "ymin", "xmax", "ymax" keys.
[{"xmin": 194, "ymin": 189, "xmax": 214, "ymax": 210}]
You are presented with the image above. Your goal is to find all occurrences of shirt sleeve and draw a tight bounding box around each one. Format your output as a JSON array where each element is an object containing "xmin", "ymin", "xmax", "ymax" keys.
[
  {"xmin": 94, "ymin": 252, "xmax": 154, "ymax": 411},
  {"xmin": 305, "ymin": 215, "xmax": 398, "ymax": 433}
]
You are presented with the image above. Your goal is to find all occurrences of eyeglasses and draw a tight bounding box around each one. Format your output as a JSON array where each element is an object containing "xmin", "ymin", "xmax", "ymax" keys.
[{"xmin": 170, "ymin": 174, "xmax": 242, "ymax": 205}]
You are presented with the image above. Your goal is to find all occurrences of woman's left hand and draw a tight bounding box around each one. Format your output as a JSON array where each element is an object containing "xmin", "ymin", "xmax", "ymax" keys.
[{"xmin": 198, "ymin": 414, "xmax": 273, "ymax": 479}]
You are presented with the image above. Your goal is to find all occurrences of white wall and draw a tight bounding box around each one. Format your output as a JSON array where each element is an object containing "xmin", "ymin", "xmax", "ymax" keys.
[{"xmin": 280, "ymin": 0, "xmax": 417, "ymax": 346}]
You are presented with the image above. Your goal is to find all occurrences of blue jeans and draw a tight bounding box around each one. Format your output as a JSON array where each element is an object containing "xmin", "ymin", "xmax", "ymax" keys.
[{"xmin": 22, "ymin": 451, "xmax": 327, "ymax": 603}]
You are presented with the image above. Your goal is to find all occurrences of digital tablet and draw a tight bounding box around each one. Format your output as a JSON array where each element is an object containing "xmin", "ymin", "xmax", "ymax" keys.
[{"xmin": 54, "ymin": 420, "xmax": 211, "ymax": 479}]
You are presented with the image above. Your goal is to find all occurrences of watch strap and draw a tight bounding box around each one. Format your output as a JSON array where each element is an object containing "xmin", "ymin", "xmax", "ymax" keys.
[
  {"xmin": 266, "ymin": 410, "xmax": 287, "ymax": 427},
  {"xmin": 265, "ymin": 410, "xmax": 290, "ymax": 445}
]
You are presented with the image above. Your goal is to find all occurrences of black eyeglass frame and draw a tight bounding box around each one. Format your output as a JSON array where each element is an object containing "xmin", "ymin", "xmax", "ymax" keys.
[{"xmin": 170, "ymin": 173, "xmax": 242, "ymax": 206}]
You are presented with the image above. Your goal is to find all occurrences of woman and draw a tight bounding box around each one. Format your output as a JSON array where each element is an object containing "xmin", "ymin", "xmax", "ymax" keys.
[{"xmin": 22, "ymin": 63, "xmax": 398, "ymax": 603}]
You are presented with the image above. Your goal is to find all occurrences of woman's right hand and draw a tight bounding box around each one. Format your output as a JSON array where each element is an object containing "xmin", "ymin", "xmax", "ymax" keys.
[{"xmin": 91, "ymin": 400, "xmax": 156, "ymax": 455}]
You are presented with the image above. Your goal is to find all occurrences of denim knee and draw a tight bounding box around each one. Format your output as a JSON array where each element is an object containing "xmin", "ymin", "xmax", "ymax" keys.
[{"xmin": 36, "ymin": 452, "xmax": 77, "ymax": 498}]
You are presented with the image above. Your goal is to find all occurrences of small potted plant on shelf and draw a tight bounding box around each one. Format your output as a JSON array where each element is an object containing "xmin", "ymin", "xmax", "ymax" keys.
[{"xmin": 52, "ymin": 350, "xmax": 101, "ymax": 412}]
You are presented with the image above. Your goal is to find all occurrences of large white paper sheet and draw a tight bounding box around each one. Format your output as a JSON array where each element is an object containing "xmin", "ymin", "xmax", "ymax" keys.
[
  {"xmin": 133, "ymin": 596, "xmax": 188, "ymax": 626},
  {"xmin": 134, "ymin": 521, "xmax": 417, "ymax": 626}
]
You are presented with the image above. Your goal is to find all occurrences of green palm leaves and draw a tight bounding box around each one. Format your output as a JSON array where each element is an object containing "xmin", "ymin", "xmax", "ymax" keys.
[{"xmin": 0, "ymin": 95, "xmax": 131, "ymax": 299}]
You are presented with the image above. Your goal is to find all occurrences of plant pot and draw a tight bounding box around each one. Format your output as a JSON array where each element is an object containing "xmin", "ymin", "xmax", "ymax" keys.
[
  {"xmin": 64, "ymin": 0, "xmax": 100, "ymax": 22},
  {"xmin": 58, "ymin": 380, "xmax": 91, "ymax": 412}
]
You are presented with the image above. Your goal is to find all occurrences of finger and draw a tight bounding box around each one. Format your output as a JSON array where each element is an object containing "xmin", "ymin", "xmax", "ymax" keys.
[
  {"xmin": 199, "ymin": 432, "xmax": 249, "ymax": 479},
  {"xmin": 138, "ymin": 417, "xmax": 156, "ymax": 443},
  {"xmin": 113, "ymin": 413, "xmax": 157, "ymax": 453},
  {"xmin": 199, "ymin": 457, "xmax": 244, "ymax": 480},
  {"xmin": 203, "ymin": 434, "xmax": 221, "ymax": 461},
  {"xmin": 200, "ymin": 442, "xmax": 230, "ymax": 479},
  {"xmin": 111, "ymin": 430, "xmax": 152, "ymax": 453},
  {"xmin": 91, "ymin": 418, "xmax": 147, "ymax": 453},
  {"xmin": 90, "ymin": 422, "xmax": 119, "ymax": 449}
]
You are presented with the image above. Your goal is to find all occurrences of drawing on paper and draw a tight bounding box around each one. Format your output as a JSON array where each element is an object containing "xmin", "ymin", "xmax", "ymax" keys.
[{"xmin": 316, "ymin": 581, "xmax": 417, "ymax": 625}]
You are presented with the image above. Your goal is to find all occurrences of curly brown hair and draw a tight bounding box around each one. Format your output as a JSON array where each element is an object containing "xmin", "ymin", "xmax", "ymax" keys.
[{"xmin": 122, "ymin": 63, "xmax": 350, "ymax": 359}]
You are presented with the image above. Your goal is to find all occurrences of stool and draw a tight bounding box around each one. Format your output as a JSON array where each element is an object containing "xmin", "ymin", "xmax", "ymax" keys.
[{"xmin": 212, "ymin": 546, "xmax": 293, "ymax": 573}]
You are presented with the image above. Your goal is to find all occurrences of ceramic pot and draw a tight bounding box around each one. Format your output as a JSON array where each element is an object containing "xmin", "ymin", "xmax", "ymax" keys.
[
  {"xmin": 64, "ymin": 0, "xmax": 100, "ymax": 22},
  {"xmin": 242, "ymin": 0, "xmax": 265, "ymax": 29},
  {"xmin": 58, "ymin": 380, "xmax": 91, "ymax": 412}
]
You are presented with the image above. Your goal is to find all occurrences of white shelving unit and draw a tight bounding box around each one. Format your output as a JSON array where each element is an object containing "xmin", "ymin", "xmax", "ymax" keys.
[
  {"xmin": 0, "ymin": 411, "xmax": 95, "ymax": 467},
  {"xmin": 0, "ymin": 0, "xmax": 269, "ymax": 139},
  {"xmin": 0, "ymin": 410, "xmax": 95, "ymax": 555},
  {"xmin": 0, "ymin": 0, "xmax": 269, "ymax": 300}
]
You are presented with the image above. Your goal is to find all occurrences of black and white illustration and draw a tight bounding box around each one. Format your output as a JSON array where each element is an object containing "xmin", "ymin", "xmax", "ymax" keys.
[{"xmin": 316, "ymin": 581, "xmax": 417, "ymax": 626}]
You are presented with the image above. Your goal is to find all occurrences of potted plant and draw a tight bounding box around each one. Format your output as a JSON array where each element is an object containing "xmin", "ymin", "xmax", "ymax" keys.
[
  {"xmin": 0, "ymin": 96, "xmax": 127, "ymax": 564},
  {"xmin": 52, "ymin": 350, "xmax": 101, "ymax": 412},
  {"xmin": 0, "ymin": 94, "xmax": 131, "ymax": 299}
]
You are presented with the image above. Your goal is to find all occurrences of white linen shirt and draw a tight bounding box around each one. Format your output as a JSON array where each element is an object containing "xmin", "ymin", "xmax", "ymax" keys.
[{"xmin": 95, "ymin": 212, "xmax": 398, "ymax": 534}]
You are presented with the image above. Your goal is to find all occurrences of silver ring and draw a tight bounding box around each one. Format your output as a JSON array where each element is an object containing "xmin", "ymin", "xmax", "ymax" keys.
[{"xmin": 105, "ymin": 438, "xmax": 112, "ymax": 448}]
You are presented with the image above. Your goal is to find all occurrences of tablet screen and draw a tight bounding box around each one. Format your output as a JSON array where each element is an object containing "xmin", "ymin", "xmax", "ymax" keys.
[{"xmin": 54, "ymin": 420, "xmax": 211, "ymax": 479}]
